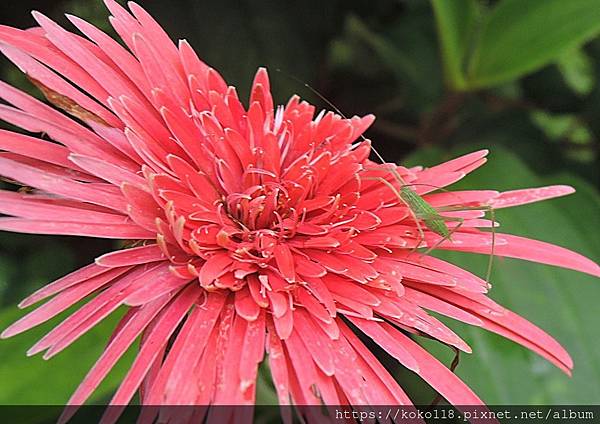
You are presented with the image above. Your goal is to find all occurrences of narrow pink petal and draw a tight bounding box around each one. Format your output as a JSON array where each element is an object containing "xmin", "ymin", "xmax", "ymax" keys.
[
  {"xmin": 0, "ymin": 218, "xmax": 153, "ymax": 239},
  {"xmin": 447, "ymin": 233, "xmax": 600, "ymax": 277},
  {"xmin": 1, "ymin": 267, "xmax": 129, "ymax": 338},
  {"xmin": 250, "ymin": 68, "xmax": 273, "ymax": 121},
  {"xmin": 124, "ymin": 269, "xmax": 190, "ymax": 306},
  {"xmin": 101, "ymin": 284, "xmax": 202, "ymax": 424},
  {"xmin": 121, "ymin": 181, "xmax": 164, "ymax": 231},
  {"xmin": 88, "ymin": 123, "xmax": 142, "ymax": 164},
  {"xmin": 334, "ymin": 294, "xmax": 375, "ymax": 319},
  {"xmin": 395, "ymin": 329, "xmax": 485, "ymax": 405},
  {"xmin": 425, "ymin": 190, "xmax": 499, "ymax": 207},
  {"xmin": 238, "ymin": 310, "xmax": 266, "ymax": 392},
  {"xmin": 420, "ymin": 150, "xmax": 489, "ymax": 177},
  {"xmin": 111, "ymin": 107, "xmax": 171, "ymax": 174},
  {"xmin": 273, "ymin": 307, "xmax": 294, "ymax": 340},
  {"xmin": 0, "ymin": 80, "xmax": 138, "ymax": 163},
  {"xmin": 0, "ymin": 152, "xmax": 101, "ymax": 182},
  {"xmin": 28, "ymin": 265, "xmax": 153, "ymax": 357},
  {"xmin": 198, "ymin": 252, "xmax": 233, "ymax": 288},
  {"xmin": 387, "ymin": 307, "xmax": 472, "ymax": 353},
  {"xmin": 146, "ymin": 291, "xmax": 226, "ymax": 405},
  {"xmin": 0, "ymin": 191, "xmax": 128, "ymax": 224},
  {"xmin": 0, "ymin": 26, "xmax": 114, "ymax": 106},
  {"xmin": 178, "ymin": 39, "xmax": 209, "ymax": 88},
  {"xmin": 0, "ymin": 129, "xmax": 73, "ymax": 168},
  {"xmin": 296, "ymin": 287, "xmax": 332, "ymax": 324},
  {"xmin": 58, "ymin": 298, "xmax": 169, "ymax": 424},
  {"xmin": 131, "ymin": 32, "xmax": 187, "ymax": 109},
  {"xmin": 486, "ymin": 318, "xmax": 570, "ymax": 374},
  {"xmin": 346, "ymin": 316, "xmax": 419, "ymax": 372},
  {"xmin": 0, "ymin": 43, "xmax": 121, "ymax": 127},
  {"xmin": 65, "ymin": 14, "xmax": 153, "ymax": 102},
  {"xmin": 234, "ymin": 287, "xmax": 261, "ymax": 321},
  {"xmin": 491, "ymin": 185, "xmax": 575, "ymax": 209},
  {"xmin": 266, "ymin": 320, "xmax": 291, "ymax": 405},
  {"xmin": 322, "ymin": 276, "xmax": 381, "ymax": 306},
  {"xmin": 128, "ymin": 2, "xmax": 184, "ymax": 74},
  {"xmin": 412, "ymin": 171, "xmax": 467, "ymax": 195},
  {"xmin": 103, "ymin": 0, "xmax": 143, "ymax": 50},
  {"xmin": 294, "ymin": 310, "xmax": 335, "ymax": 376},
  {"xmin": 284, "ymin": 330, "xmax": 321, "ymax": 404},
  {"xmin": 32, "ymin": 11, "xmax": 147, "ymax": 110},
  {"xmin": 215, "ymin": 314, "xmax": 252, "ymax": 404},
  {"xmin": 403, "ymin": 287, "xmax": 484, "ymax": 326},
  {"xmin": 393, "ymin": 252, "xmax": 488, "ymax": 293},
  {"xmin": 0, "ymin": 79, "xmax": 120, "ymax": 149},
  {"xmin": 340, "ymin": 323, "xmax": 413, "ymax": 405},
  {"xmin": 190, "ymin": 333, "xmax": 219, "ymax": 406},
  {"xmin": 267, "ymin": 291, "xmax": 288, "ymax": 318},
  {"xmin": 68, "ymin": 154, "xmax": 147, "ymax": 188},
  {"xmin": 95, "ymin": 245, "xmax": 167, "ymax": 267},
  {"xmin": 303, "ymin": 276, "xmax": 336, "ymax": 317},
  {"xmin": 313, "ymin": 370, "xmax": 341, "ymax": 405},
  {"xmin": 159, "ymin": 107, "xmax": 207, "ymax": 165},
  {"xmin": 45, "ymin": 292, "xmax": 166, "ymax": 361},
  {"xmin": 0, "ymin": 156, "xmax": 129, "ymax": 212},
  {"xmin": 121, "ymin": 94, "xmax": 187, "ymax": 157},
  {"xmin": 138, "ymin": 344, "xmax": 167, "ymax": 406},
  {"xmin": 18, "ymin": 263, "xmax": 114, "ymax": 308},
  {"xmin": 327, "ymin": 336, "xmax": 369, "ymax": 405}
]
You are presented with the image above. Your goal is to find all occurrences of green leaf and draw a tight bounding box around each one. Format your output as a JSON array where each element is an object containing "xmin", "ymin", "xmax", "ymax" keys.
[
  {"xmin": 0, "ymin": 304, "xmax": 134, "ymax": 406},
  {"xmin": 405, "ymin": 145, "xmax": 600, "ymax": 403},
  {"xmin": 431, "ymin": 0, "xmax": 480, "ymax": 90},
  {"xmin": 529, "ymin": 111, "xmax": 591, "ymax": 142},
  {"xmin": 467, "ymin": 0, "xmax": 600, "ymax": 88},
  {"xmin": 556, "ymin": 48, "xmax": 596, "ymax": 96}
]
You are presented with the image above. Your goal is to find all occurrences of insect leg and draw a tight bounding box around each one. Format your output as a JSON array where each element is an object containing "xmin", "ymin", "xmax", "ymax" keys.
[
  {"xmin": 483, "ymin": 205, "xmax": 496, "ymax": 286},
  {"xmin": 431, "ymin": 204, "xmax": 497, "ymax": 286},
  {"xmin": 361, "ymin": 176, "xmax": 427, "ymax": 251},
  {"xmin": 421, "ymin": 215, "xmax": 464, "ymax": 256}
]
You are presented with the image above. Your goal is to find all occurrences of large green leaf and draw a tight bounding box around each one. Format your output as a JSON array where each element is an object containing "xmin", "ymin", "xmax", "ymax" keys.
[
  {"xmin": 431, "ymin": 0, "xmax": 480, "ymax": 90},
  {"xmin": 467, "ymin": 0, "xmax": 600, "ymax": 88},
  {"xmin": 405, "ymin": 145, "xmax": 600, "ymax": 403},
  {"xmin": 0, "ymin": 304, "xmax": 134, "ymax": 405}
]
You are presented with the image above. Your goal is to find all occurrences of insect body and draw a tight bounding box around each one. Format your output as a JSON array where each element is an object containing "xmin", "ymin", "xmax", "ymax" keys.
[{"xmin": 400, "ymin": 184, "xmax": 451, "ymax": 239}]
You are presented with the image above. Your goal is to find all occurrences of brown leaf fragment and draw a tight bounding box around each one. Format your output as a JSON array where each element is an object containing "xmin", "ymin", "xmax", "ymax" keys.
[{"xmin": 27, "ymin": 76, "xmax": 109, "ymax": 126}]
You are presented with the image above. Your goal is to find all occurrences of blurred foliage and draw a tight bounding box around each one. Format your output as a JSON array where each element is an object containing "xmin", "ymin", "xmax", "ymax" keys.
[
  {"xmin": 0, "ymin": 305, "xmax": 134, "ymax": 406},
  {"xmin": 0, "ymin": 0, "xmax": 599, "ymax": 414}
]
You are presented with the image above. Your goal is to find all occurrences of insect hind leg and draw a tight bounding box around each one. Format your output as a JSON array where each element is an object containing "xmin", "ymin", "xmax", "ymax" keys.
[{"xmin": 422, "ymin": 216, "xmax": 464, "ymax": 256}]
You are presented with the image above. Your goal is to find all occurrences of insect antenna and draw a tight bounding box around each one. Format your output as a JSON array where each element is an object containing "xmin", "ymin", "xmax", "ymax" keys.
[{"xmin": 275, "ymin": 69, "xmax": 392, "ymax": 165}]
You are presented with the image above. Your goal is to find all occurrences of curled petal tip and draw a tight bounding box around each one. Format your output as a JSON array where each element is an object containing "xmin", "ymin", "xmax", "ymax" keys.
[{"xmin": 26, "ymin": 346, "xmax": 42, "ymax": 357}]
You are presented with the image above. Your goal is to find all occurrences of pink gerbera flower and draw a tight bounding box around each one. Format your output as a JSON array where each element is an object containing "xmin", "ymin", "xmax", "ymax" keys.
[{"xmin": 0, "ymin": 1, "xmax": 598, "ymax": 422}]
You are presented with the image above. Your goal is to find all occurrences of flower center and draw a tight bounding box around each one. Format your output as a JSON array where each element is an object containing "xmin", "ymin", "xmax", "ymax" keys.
[
  {"xmin": 224, "ymin": 182, "xmax": 293, "ymax": 231},
  {"xmin": 215, "ymin": 181, "xmax": 297, "ymax": 264}
]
